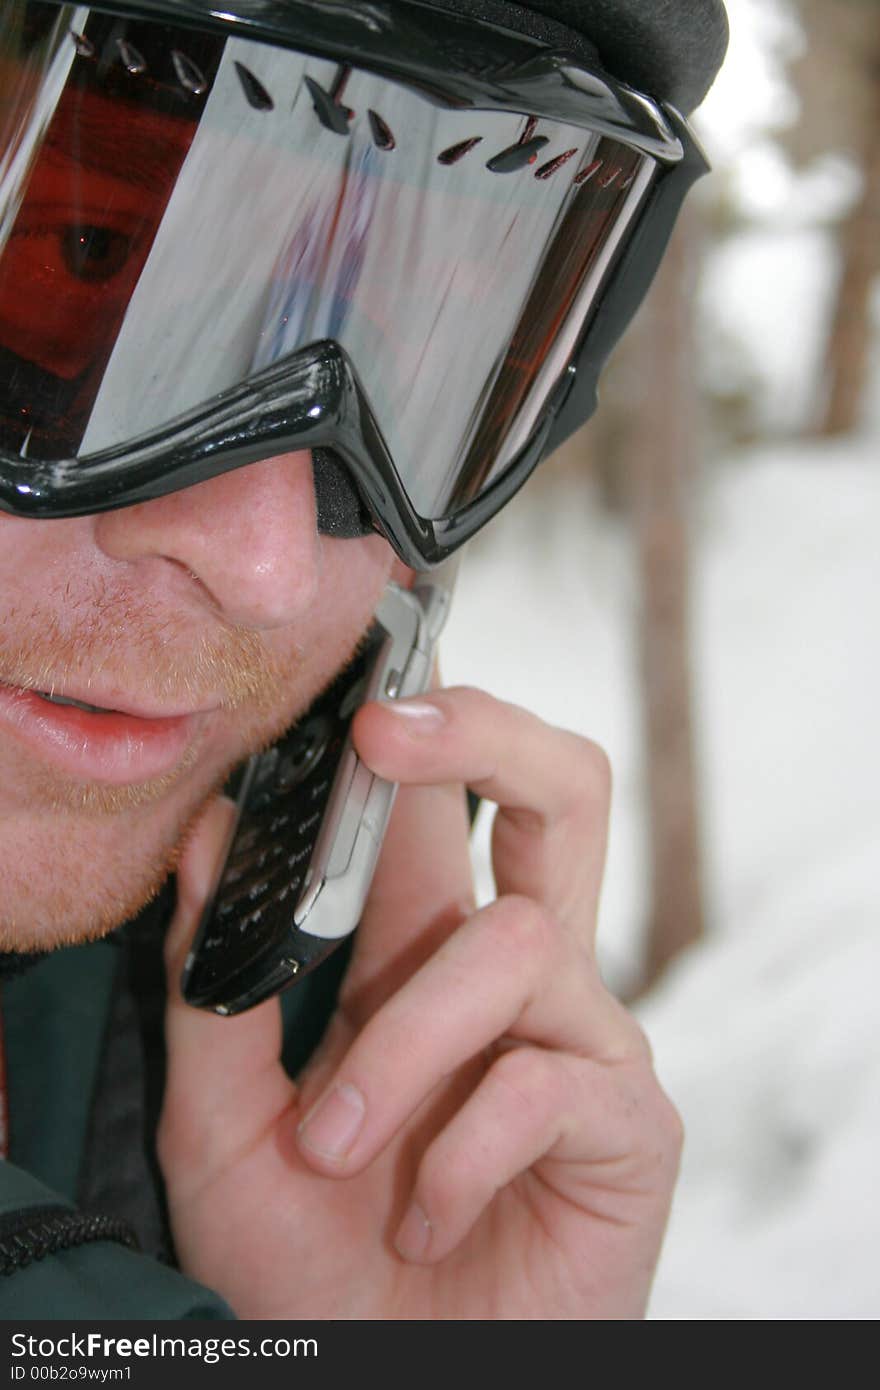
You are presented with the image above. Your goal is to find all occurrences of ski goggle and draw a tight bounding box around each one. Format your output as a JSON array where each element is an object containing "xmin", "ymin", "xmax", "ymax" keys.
[{"xmin": 0, "ymin": 0, "xmax": 707, "ymax": 567}]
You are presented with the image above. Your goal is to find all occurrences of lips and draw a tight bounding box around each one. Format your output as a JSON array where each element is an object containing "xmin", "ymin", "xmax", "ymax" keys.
[
  {"xmin": 25, "ymin": 681, "xmax": 209, "ymax": 721},
  {"xmin": 0, "ymin": 680, "xmax": 207, "ymax": 785},
  {"xmin": 35, "ymin": 690, "xmax": 120, "ymax": 714}
]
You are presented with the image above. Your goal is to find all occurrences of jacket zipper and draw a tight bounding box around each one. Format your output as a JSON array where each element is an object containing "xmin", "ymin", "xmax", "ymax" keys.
[{"xmin": 0, "ymin": 1204, "xmax": 139, "ymax": 1276}]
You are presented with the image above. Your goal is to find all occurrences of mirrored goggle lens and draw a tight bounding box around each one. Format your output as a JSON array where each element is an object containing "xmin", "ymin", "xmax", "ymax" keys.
[{"xmin": 0, "ymin": 3, "xmax": 656, "ymax": 519}]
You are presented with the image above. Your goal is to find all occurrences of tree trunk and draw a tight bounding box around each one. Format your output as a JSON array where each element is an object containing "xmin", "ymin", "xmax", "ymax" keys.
[
  {"xmin": 819, "ymin": 42, "xmax": 880, "ymax": 437},
  {"xmin": 625, "ymin": 217, "xmax": 706, "ymax": 993}
]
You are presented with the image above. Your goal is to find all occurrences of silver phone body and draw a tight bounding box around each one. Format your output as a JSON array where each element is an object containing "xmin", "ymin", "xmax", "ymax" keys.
[{"xmin": 181, "ymin": 565, "xmax": 455, "ymax": 1014}]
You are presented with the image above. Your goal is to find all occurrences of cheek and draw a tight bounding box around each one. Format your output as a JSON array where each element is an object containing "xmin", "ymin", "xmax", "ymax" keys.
[
  {"xmin": 0, "ymin": 514, "xmax": 87, "ymax": 592},
  {"xmin": 264, "ymin": 532, "xmax": 395, "ymax": 698},
  {"xmin": 318, "ymin": 532, "xmax": 397, "ymax": 621}
]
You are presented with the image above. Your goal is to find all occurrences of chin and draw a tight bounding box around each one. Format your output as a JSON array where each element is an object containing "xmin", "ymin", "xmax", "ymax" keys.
[{"xmin": 0, "ymin": 771, "xmax": 220, "ymax": 953}]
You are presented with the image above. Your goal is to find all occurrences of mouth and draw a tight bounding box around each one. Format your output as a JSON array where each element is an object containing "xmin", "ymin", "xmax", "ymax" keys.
[
  {"xmin": 0, "ymin": 680, "xmax": 208, "ymax": 787},
  {"xmin": 35, "ymin": 690, "xmax": 123, "ymax": 714},
  {"xmin": 25, "ymin": 682, "xmax": 214, "ymax": 720}
]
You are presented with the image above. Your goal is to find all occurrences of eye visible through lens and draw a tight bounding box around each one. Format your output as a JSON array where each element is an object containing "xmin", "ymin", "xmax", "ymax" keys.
[
  {"xmin": 0, "ymin": 23, "xmax": 210, "ymax": 457},
  {"xmin": 60, "ymin": 224, "xmax": 133, "ymax": 283}
]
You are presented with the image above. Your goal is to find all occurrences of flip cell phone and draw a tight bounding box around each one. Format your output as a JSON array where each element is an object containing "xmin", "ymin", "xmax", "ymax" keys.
[{"xmin": 181, "ymin": 565, "xmax": 455, "ymax": 1015}]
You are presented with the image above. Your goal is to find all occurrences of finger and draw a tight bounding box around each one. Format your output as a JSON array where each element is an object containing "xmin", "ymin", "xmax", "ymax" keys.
[
  {"xmin": 353, "ymin": 688, "xmax": 611, "ymax": 940},
  {"xmin": 296, "ymin": 894, "xmax": 645, "ymax": 1175},
  {"xmin": 160, "ymin": 796, "xmax": 292, "ymax": 1193},
  {"xmin": 393, "ymin": 1046, "xmax": 682, "ymax": 1266}
]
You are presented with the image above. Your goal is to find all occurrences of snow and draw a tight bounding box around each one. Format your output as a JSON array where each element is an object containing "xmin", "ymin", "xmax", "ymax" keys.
[
  {"xmin": 439, "ymin": 0, "xmax": 880, "ymax": 1319},
  {"xmin": 441, "ymin": 435, "xmax": 880, "ymax": 1321},
  {"xmin": 439, "ymin": 0, "xmax": 880, "ymax": 1291},
  {"xmin": 648, "ymin": 442, "xmax": 880, "ymax": 1319}
]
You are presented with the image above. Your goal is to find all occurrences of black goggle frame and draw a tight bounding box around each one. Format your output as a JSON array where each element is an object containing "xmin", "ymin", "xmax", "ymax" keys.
[{"xmin": 0, "ymin": 0, "xmax": 708, "ymax": 568}]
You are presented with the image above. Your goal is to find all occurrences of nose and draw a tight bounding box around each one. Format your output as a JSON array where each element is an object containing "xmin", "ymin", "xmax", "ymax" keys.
[{"xmin": 92, "ymin": 452, "xmax": 321, "ymax": 629}]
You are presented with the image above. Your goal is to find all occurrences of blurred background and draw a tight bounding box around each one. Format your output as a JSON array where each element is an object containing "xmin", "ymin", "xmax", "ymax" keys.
[{"xmin": 442, "ymin": 0, "xmax": 879, "ymax": 1319}]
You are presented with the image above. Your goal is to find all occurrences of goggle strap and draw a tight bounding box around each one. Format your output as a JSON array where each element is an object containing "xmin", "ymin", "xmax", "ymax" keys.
[{"xmin": 543, "ymin": 107, "xmax": 708, "ymax": 458}]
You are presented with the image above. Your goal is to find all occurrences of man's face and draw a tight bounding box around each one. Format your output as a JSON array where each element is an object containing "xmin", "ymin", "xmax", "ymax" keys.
[
  {"xmin": 0, "ymin": 33, "xmax": 399, "ymax": 952},
  {"xmin": 0, "ymin": 455, "xmax": 396, "ymax": 951}
]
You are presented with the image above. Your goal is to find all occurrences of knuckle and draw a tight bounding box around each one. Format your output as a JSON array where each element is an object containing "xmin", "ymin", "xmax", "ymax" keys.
[
  {"xmin": 443, "ymin": 684, "xmax": 495, "ymax": 722},
  {"xmin": 623, "ymin": 1069, "xmax": 685, "ymax": 1183},
  {"xmin": 571, "ymin": 735, "xmax": 613, "ymax": 816},
  {"xmin": 490, "ymin": 1043, "xmax": 560, "ymax": 1111},
  {"xmin": 488, "ymin": 895, "xmax": 558, "ymax": 969},
  {"xmin": 542, "ymin": 732, "xmax": 613, "ymax": 830},
  {"xmin": 622, "ymin": 1014, "xmax": 655, "ymax": 1065},
  {"xmin": 653, "ymin": 1088, "xmax": 686, "ymax": 1162}
]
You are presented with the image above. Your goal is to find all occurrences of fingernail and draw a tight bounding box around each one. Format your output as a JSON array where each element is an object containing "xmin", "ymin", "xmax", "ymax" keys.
[
  {"xmin": 395, "ymin": 1201, "xmax": 432, "ymax": 1260},
  {"xmin": 385, "ymin": 699, "xmax": 445, "ymax": 731},
  {"xmin": 298, "ymin": 1082, "xmax": 365, "ymax": 1160}
]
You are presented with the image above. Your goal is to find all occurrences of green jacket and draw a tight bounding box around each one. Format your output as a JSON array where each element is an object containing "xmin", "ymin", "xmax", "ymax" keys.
[{"xmin": 0, "ymin": 885, "xmax": 345, "ymax": 1319}]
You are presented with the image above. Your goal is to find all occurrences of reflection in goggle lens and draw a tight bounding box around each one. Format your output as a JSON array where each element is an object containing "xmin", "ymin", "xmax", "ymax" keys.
[
  {"xmin": 0, "ymin": 8, "xmax": 221, "ymax": 457},
  {"xmin": 0, "ymin": 2, "xmax": 654, "ymax": 522}
]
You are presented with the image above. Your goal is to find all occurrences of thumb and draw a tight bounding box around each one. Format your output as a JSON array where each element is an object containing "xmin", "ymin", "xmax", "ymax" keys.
[{"xmin": 160, "ymin": 796, "xmax": 292, "ymax": 1192}]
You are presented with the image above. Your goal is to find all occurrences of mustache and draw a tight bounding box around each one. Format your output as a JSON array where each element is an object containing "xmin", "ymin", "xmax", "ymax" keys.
[{"xmin": 0, "ymin": 580, "xmax": 292, "ymax": 712}]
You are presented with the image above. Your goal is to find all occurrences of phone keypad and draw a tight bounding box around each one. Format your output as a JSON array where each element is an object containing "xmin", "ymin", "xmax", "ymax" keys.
[{"xmin": 184, "ymin": 630, "xmax": 384, "ymax": 1008}]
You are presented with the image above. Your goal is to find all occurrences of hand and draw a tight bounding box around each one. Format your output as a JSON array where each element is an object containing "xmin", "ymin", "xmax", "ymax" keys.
[{"xmin": 159, "ymin": 689, "xmax": 682, "ymax": 1319}]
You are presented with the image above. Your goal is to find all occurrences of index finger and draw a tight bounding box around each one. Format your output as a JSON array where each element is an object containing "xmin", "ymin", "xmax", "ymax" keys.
[{"xmin": 353, "ymin": 687, "xmax": 611, "ymax": 941}]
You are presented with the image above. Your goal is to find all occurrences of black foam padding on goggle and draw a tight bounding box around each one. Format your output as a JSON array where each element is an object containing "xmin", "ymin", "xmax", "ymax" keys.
[
  {"xmin": 312, "ymin": 447, "xmax": 374, "ymax": 538},
  {"xmin": 425, "ymin": 0, "xmax": 729, "ymax": 113}
]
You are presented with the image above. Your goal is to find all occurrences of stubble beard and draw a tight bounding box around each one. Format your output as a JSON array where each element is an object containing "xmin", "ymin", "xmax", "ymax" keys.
[{"xmin": 0, "ymin": 581, "xmax": 330, "ymax": 952}]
